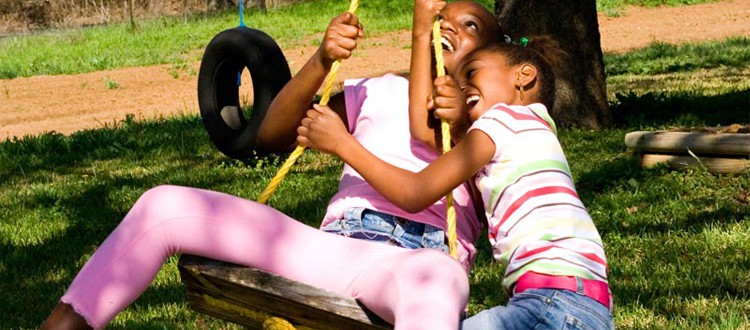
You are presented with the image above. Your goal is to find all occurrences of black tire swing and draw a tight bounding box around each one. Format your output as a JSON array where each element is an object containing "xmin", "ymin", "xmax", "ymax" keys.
[{"xmin": 198, "ymin": 26, "xmax": 291, "ymax": 159}]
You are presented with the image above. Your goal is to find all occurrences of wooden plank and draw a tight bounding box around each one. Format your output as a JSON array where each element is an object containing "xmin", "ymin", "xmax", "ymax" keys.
[
  {"xmin": 640, "ymin": 154, "xmax": 750, "ymax": 174},
  {"xmin": 625, "ymin": 131, "xmax": 750, "ymax": 157},
  {"xmin": 178, "ymin": 255, "xmax": 392, "ymax": 330}
]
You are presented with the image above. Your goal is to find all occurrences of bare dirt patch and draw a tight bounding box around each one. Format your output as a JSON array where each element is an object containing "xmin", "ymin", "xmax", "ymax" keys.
[{"xmin": 1, "ymin": 0, "xmax": 748, "ymax": 140}]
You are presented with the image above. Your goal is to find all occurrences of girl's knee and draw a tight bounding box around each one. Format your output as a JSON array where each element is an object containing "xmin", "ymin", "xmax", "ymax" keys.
[
  {"xmin": 126, "ymin": 185, "xmax": 196, "ymax": 226},
  {"xmin": 138, "ymin": 185, "xmax": 184, "ymax": 203},
  {"xmin": 134, "ymin": 185, "xmax": 194, "ymax": 211},
  {"xmin": 401, "ymin": 249, "xmax": 469, "ymax": 291}
]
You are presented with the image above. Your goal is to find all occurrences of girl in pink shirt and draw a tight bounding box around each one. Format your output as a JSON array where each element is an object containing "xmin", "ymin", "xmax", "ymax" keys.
[{"xmin": 41, "ymin": 2, "xmax": 502, "ymax": 329}]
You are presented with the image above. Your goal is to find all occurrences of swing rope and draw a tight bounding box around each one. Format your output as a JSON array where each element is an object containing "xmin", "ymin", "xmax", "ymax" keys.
[
  {"xmin": 256, "ymin": 0, "xmax": 359, "ymax": 205},
  {"xmin": 238, "ymin": 0, "xmax": 245, "ymax": 27},
  {"xmin": 431, "ymin": 20, "xmax": 458, "ymax": 260},
  {"xmin": 253, "ymin": 5, "xmax": 361, "ymax": 324},
  {"xmin": 237, "ymin": 0, "xmax": 245, "ymax": 86}
]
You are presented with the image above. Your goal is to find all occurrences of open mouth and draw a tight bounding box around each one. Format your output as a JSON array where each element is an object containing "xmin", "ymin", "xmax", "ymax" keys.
[
  {"xmin": 441, "ymin": 36, "xmax": 455, "ymax": 52},
  {"xmin": 466, "ymin": 94, "xmax": 480, "ymax": 109}
]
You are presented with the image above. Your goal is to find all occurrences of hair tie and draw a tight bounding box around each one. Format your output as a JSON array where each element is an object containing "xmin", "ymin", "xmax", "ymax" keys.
[
  {"xmin": 502, "ymin": 34, "xmax": 512, "ymax": 44},
  {"xmin": 519, "ymin": 36, "xmax": 529, "ymax": 47}
]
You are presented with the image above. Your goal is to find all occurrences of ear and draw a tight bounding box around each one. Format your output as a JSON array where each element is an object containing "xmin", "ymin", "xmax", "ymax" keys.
[{"xmin": 517, "ymin": 63, "xmax": 537, "ymax": 89}]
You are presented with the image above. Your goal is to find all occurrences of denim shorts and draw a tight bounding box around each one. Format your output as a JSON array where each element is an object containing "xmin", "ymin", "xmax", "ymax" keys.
[
  {"xmin": 460, "ymin": 284, "xmax": 615, "ymax": 330},
  {"xmin": 322, "ymin": 207, "xmax": 449, "ymax": 253}
]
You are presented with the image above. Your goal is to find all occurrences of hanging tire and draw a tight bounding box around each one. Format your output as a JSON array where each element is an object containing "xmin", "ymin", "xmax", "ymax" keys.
[{"xmin": 198, "ymin": 27, "xmax": 291, "ymax": 159}]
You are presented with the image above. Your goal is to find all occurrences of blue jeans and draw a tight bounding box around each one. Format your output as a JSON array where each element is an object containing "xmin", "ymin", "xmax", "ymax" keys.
[
  {"xmin": 461, "ymin": 286, "xmax": 614, "ymax": 330},
  {"xmin": 322, "ymin": 207, "xmax": 449, "ymax": 253}
]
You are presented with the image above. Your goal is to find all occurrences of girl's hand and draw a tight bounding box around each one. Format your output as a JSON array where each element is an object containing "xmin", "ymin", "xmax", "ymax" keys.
[
  {"xmin": 429, "ymin": 75, "xmax": 471, "ymax": 143},
  {"xmin": 317, "ymin": 12, "xmax": 364, "ymax": 69},
  {"xmin": 413, "ymin": 0, "xmax": 446, "ymax": 37},
  {"xmin": 297, "ymin": 104, "xmax": 351, "ymax": 155}
]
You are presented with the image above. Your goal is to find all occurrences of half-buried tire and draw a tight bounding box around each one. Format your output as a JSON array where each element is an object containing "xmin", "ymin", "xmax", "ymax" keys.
[{"xmin": 198, "ymin": 27, "xmax": 291, "ymax": 159}]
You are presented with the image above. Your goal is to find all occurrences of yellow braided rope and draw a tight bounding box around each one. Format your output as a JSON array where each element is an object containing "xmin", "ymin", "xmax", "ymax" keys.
[
  {"xmin": 432, "ymin": 20, "xmax": 458, "ymax": 260},
  {"xmin": 253, "ymin": 2, "xmax": 360, "ymax": 328},
  {"xmin": 263, "ymin": 317, "xmax": 298, "ymax": 330},
  {"xmin": 255, "ymin": 2, "xmax": 456, "ymax": 261},
  {"xmin": 257, "ymin": 0, "xmax": 359, "ymax": 205}
]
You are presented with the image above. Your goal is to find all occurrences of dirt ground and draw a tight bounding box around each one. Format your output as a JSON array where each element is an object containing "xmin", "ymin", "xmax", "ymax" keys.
[{"xmin": 1, "ymin": 0, "xmax": 748, "ymax": 140}]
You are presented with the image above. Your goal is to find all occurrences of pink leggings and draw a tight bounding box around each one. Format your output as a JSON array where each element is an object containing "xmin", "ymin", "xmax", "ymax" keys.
[{"xmin": 61, "ymin": 185, "xmax": 468, "ymax": 329}]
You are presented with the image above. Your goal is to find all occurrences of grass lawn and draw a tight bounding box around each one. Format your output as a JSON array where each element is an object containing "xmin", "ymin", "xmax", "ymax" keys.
[{"xmin": 1, "ymin": 0, "xmax": 749, "ymax": 329}]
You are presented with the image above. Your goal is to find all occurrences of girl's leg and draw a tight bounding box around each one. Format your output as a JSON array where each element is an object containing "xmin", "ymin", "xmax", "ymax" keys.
[
  {"xmin": 347, "ymin": 248, "xmax": 469, "ymax": 330},
  {"xmin": 44, "ymin": 185, "xmax": 467, "ymax": 329},
  {"xmin": 459, "ymin": 288, "xmax": 614, "ymax": 330}
]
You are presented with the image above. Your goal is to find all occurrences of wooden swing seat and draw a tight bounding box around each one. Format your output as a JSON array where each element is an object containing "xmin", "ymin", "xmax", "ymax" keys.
[{"xmin": 178, "ymin": 254, "xmax": 392, "ymax": 329}]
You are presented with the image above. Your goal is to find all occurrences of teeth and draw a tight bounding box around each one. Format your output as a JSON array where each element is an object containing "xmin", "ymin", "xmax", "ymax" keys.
[
  {"xmin": 466, "ymin": 95, "xmax": 480, "ymax": 105},
  {"xmin": 441, "ymin": 36, "xmax": 454, "ymax": 52}
]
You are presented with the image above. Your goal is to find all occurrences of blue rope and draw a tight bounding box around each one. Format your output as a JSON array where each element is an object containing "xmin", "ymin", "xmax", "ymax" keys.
[
  {"xmin": 237, "ymin": 0, "xmax": 245, "ymax": 86},
  {"xmin": 238, "ymin": 0, "xmax": 245, "ymax": 27}
]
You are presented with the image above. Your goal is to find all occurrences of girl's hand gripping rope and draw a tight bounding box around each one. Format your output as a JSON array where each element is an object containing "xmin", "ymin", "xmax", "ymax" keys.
[
  {"xmin": 317, "ymin": 12, "xmax": 363, "ymax": 70},
  {"xmin": 256, "ymin": 1, "xmax": 359, "ymax": 204},
  {"xmin": 430, "ymin": 75, "xmax": 471, "ymax": 144}
]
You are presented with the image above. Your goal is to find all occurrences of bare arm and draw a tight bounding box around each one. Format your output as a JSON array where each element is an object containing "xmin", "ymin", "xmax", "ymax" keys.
[
  {"xmin": 257, "ymin": 12, "xmax": 362, "ymax": 152},
  {"xmin": 298, "ymin": 105, "xmax": 494, "ymax": 213},
  {"xmin": 408, "ymin": 0, "xmax": 445, "ymax": 149}
]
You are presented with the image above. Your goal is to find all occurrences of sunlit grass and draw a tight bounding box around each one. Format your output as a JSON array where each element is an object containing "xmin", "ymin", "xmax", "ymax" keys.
[
  {"xmin": 1, "ymin": 0, "xmax": 749, "ymax": 328},
  {"xmin": 606, "ymin": 67, "xmax": 750, "ymax": 100},
  {"xmin": 0, "ymin": 0, "xmax": 492, "ymax": 79}
]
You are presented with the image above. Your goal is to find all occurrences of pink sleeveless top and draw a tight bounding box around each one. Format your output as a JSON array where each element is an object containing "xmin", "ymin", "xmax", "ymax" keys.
[{"xmin": 322, "ymin": 74, "xmax": 483, "ymax": 270}]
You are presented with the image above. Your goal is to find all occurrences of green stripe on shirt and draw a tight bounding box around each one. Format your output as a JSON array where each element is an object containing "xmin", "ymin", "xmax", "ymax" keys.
[{"xmin": 489, "ymin": 159, "xmax": 572, "ymax": 212}]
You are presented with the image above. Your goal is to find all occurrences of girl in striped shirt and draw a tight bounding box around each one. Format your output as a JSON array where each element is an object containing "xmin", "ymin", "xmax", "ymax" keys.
[{"xmin": 299, "ymin": 38, "xmax": 615, "ymax": 329}]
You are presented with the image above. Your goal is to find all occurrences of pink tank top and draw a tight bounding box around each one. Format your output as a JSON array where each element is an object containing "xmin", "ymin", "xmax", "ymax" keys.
[{"xmin": 322, "ymin": 74, "xmax": 483, "ymax": 270}]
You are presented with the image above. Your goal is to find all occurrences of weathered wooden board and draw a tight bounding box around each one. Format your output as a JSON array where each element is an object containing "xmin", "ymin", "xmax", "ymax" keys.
[
  {"xmin": 178, "ymin": 254, "xmax": 392, "ymax": 330},
  {"xmin": 640, "ymin": 154, "xmax": 750, "ymax": 174},
  {"xmin": 625, "ymin": 131, "xmax": 750, "ymax": 157}
]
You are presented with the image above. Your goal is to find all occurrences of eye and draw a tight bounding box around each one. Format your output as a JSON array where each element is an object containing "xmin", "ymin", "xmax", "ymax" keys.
[
  {"xmin": 465, "ymin": 68, "xmax": 477, "ymax": 80},
  {"xmin": 465, "ymin": 21, "xmax": 479, "ymax": 31}
]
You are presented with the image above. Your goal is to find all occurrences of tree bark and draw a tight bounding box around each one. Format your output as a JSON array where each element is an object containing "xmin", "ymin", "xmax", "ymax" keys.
[
  {"xmin": 126, "ymin": 0, "xmax": 136, "ymax": 31},
  {"xmin": 495, "ymin": 0, "xmax": 613, "ymax": 129}
]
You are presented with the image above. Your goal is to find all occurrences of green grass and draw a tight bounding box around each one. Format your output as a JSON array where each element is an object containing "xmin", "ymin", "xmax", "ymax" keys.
[
  {"xmin": 2, "ymin": 43, "xmax": 748, "ymax": 328},
  {"xmin": 0, "ymin": 115, "xmax": 340, "ymax": 329},
  {"xmin": 0, "ymin": 0, "xmax": 492, "ymax": 79},
  {"xmin": 605, "ymin": 37, "xmax": 750, "ymax": 75},
  {"xmin": 2, "ymin": 0, "xmax": 750, "ymax": 328},
  {"xmin": 0, "ymin": 0, "xmax": 724, "ymax": 79},
  {"xmin": 596, "ymin": 0, "xmax": 721, "ymax": 16}
]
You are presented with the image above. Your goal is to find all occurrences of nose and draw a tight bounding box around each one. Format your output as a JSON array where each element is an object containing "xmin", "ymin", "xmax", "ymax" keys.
[{"xmin": 439, "ymin": 17, "xmax": 456, "ymax": 34}]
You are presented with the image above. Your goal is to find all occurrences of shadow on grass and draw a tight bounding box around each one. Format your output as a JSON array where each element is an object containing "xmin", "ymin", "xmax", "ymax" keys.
[
  {"xmin": 575, "ymin": 152, "xmax": 644, "ymax": 196},
  {"xmin": 2, "ymin": 174, "xmax": 336, "ymax": 328},
  {"xmin": 610, "ymin": 88, "xmax": 750, "ymax": 129},
  {"xmin": 0, "ymin": 116, "xmax": 339, "ymax": 328},
  {"xmin": 3, "ymin": 87, "xmax": 748, "ymax": 327},
  {"xmin": 569, "ymin": 88, "xmax": 750, "ymax": 322}
]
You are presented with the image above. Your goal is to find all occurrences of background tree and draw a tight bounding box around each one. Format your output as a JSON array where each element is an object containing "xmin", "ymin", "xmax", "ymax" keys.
[
  {"xmin": 495, "ymin": 0, "xmax": 613, "ymax": 129},
  {"xmin": 126, "ymin": 0, "xmax": 136, "ymax": 31}
]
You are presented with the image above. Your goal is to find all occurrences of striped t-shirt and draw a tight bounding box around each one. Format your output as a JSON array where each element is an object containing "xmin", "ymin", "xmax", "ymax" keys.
[{"xmin": 468, "ymin": 102, "xmax": 608, "ymax": 293}]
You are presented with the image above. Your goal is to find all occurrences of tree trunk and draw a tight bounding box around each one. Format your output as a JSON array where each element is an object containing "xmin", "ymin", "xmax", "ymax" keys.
[
  {"xmin": 126, "ymin": 0, "xmax": 136, "ymax": 31},
  {"xmin": 207, "ymin": 0, "xmax": 237, "ymax": 11},
  {"xmin": 494, "ymin": 0, "xmax": 612, "ymax": 129}
]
